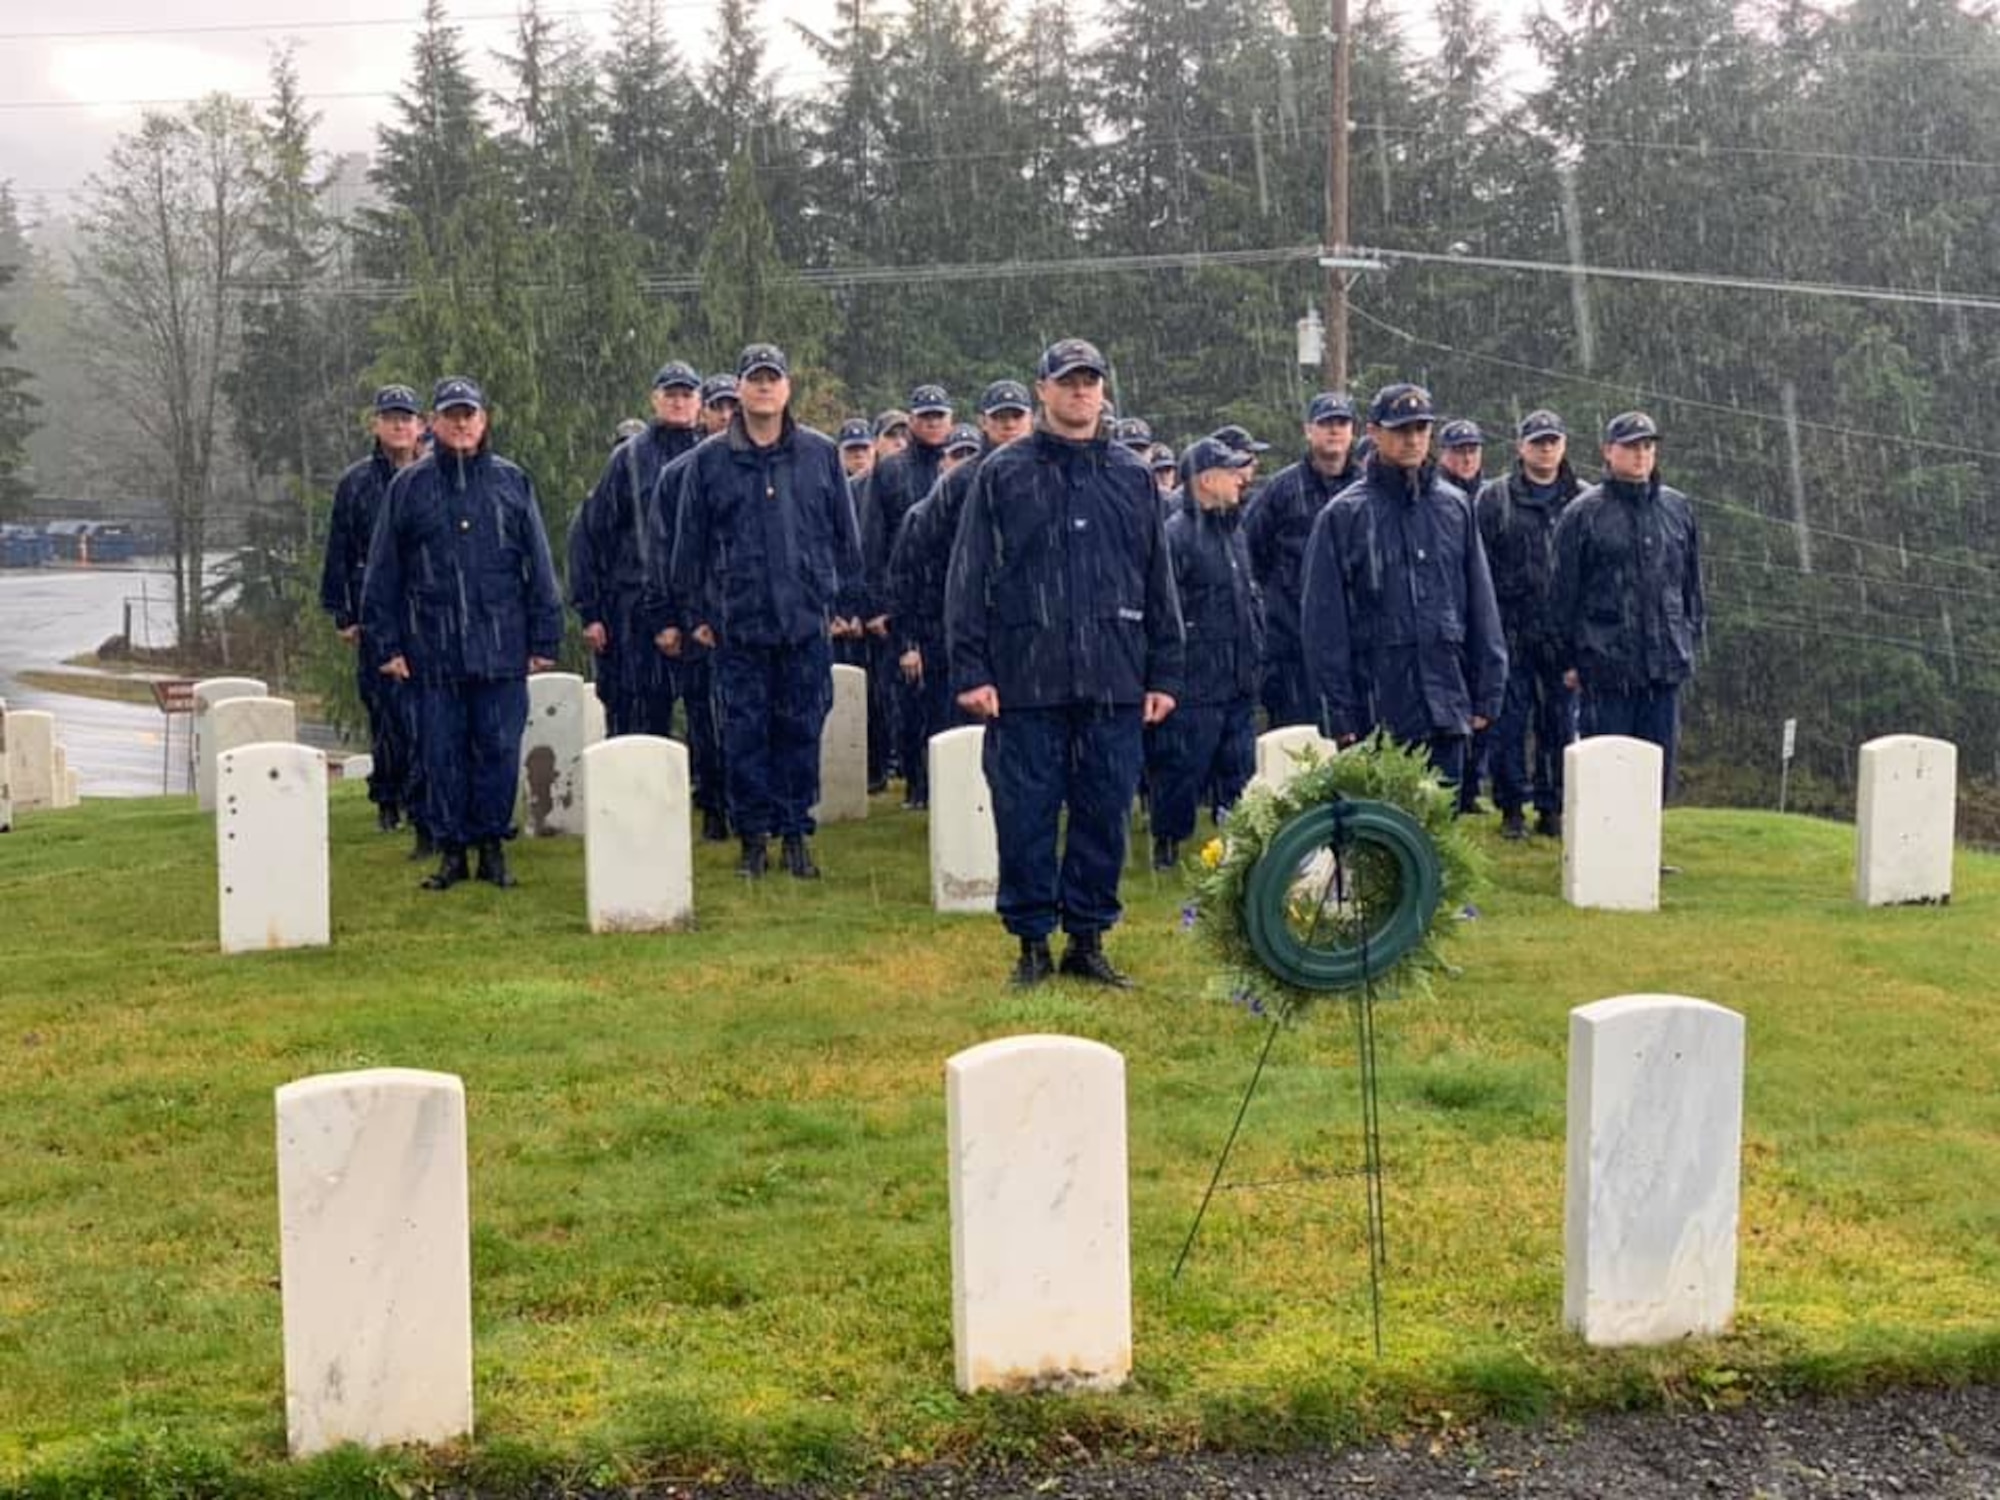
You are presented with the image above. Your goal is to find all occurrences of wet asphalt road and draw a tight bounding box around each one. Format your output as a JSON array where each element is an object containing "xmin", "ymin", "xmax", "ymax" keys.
[{"xmin": 0, "ymin": 562, "xmax": 338, "ymax": 798}]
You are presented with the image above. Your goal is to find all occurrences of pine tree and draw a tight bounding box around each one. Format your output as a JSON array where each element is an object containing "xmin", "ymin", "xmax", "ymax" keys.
[
  {"xmin": 492, "ymin": 0, "xmax": 603, "ymax": 231},
  {"xmin": 362, "ymin": 0, "xmax": 489, "ymax": 275},
  {"xmin": 601, "ymin": 0, "xmax": 696, "ymax": 248},
  {"xmin": 0, "ymin": 184, "xmax": 38, "ymax": 520},
  {"xmin": 695, "ymin": 151, "xmax": 835, "ymax": 405}
]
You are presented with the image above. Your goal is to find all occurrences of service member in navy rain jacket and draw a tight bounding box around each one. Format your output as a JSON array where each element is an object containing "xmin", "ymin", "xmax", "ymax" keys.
[
  {"xmin": 948, "ymin": 338, "xmax": 1185, "ymax": 989},
  {"xmin": 321, "ymin": 384, "xmax": 427, "ymax": 842},
  {"xmin": 662, "ymin": 343, "xmax": 864, "ymax": 881},
  {"xmin": 887, "ymin": 383, "xmax": 1034, "ymax": 792},
  {"xmin": 569, "ymin": 361, "xmax": 703, "ymax": 737},
  {"xmin": 1550, "ymin": 410, "xmax": 1703, "ymax": 799},
  {"xmin": 1243, "ymin": 391, "xmax": 1360, "ymax": 728},
  {"xmin": 861, "ymin": 383, "xmax": 954, "ymax": 808},
  {"xmin": 1477, "ymin": 408, "xmax": 1582, "ymax": 839},
  {"xmin": 362, "ymin": 377, "xmax": 563, "ymax": 892},
  {"xmin": 1144, "ymin": 437, "xmax": 1260, "ymax": 871},
  {"xmin": 1436, "ymin": 418, "xmax": 1490, "ymax": 813},
  {"xmin": 1300, "ymin": 383, "xmax": 1507, "ymax": 788}
]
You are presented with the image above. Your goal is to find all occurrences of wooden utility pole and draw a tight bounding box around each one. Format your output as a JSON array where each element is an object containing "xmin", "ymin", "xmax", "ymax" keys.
[{"xmin": 1324, "ymin": 0, "xmax": 1351, "ymax": 391}]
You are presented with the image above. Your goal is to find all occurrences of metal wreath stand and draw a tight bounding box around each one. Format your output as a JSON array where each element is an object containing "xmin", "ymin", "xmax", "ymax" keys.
[{"xmin": 1171, "ymin": 796, "xmax": 1444, "ymax": 1355}]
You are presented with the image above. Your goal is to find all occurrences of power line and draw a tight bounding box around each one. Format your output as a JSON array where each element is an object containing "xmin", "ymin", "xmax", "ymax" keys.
[
  {"xmin": 1367, "ymin": 243, "xmax": 2000, "ymax": 315},
  {"xmin": 0, "ymin": 6, "xmax": 647, "ymax": 42},
  {"xmin": 1705, "ymin": 552, "xmax": 2000, "ymax": 602}
]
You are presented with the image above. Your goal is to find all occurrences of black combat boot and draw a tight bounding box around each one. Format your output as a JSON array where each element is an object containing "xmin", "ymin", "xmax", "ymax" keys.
[
  {"xmin": 1535, "ymin": 809, "xmax": 1562, "ymax": 839},
  {"xmin": 737, "ymin": 838, "xmax": 768, "ymax": 880},
  {"xmin": 782, "ymin": 834, "xmax": 821, "ymax": 880},
  {"xmin": 701, "ymin": 807, "xmax": 730, "ymax": 843},
  {"xmin": 1059, "ymin": 930, "xmax": 1135, "ymax": 989},
  {"xmin": 421, "ymin": 843, "xmax": 470, "ymax": 890},
  {"xmin": 409, "ymin": 825, "xmax": 436, "ymax": 861},
  {"xmin": 1152, "ymin": 835, "xmax": 1180, "ymax": 871},
  {"xmin": 1500, "ymin": 809, "xmax": 1528, "ymax": 841},
  {"xmin": 1010, "ymin": 936, "xmax": 1055, "ymax": 988},
  {"xmin": 376, "ymin": 802, "xmax": 401, "ymax": 833},
  {"xmin": 475, "ymin": 838, "xmax": 516, "ymax": 888}
]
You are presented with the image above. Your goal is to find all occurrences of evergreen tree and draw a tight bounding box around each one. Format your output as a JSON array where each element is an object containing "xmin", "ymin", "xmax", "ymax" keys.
[
  {"xmin": 492, "ymin": 0, "xmax": 603, "ymax": 231},
  {"xmin": 362, "ymin": 0, "xmax": 489, "ymax": 275},
  {"xmin": 601, "ymin": 0, "xmax": 697, "ymax": 248}
]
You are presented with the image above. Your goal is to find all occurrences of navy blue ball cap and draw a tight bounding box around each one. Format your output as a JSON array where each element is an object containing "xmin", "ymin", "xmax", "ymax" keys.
[
  {"xmin": 1439, "ymin": 419, "xmax": 1485, "ymax": 449},
  {"xmin": 700, "ymin": 373, "xmax": 738, "ymax": 405},
  {"xmin": 737, "ymin": 342, "xmax": 789, "ymax": 379},
  {"xmin": 1604, "ymin": 410, "xmax": 1661, "ymax": 444},
  {"xmin": 653, "ymin": 360, "xmax": 701, "ymax": 391},
  {"xmin": 1187, "ymin": 436, "xmax": 1256, "ymax": 477},
  {"xmin": 1113, "ymin": 416, "xmax": 1154, "ymax": 449},
  {"xmin": 1368, "ymin": 382, "xmax": 1436, "ymax": 429},
  {"xmin": 1518, "ymin": 408, "xmax": 1567, "ymax": 440},
  {"xmin": 873, "ymin": 408, "xmax": 911, "ymax": 438},
  {"xmin": 944, "ymin": 422, "xmax": 982, "ymax": 455},
  {"xmin": 1307, "ymin": 390, "xmax": 1356, "ymax": 425},
  {"xmin": 1038, "ymin": 337, "xmax": 1108, "ymax": 381},
  {"xmin": 1148, "ymin": 443, "xmax": 1178, "ymax": 471},
  {"xmin": 431, "ymin": 375, "xmax": 485, "ymax": 412},
  {"xmin": 374, "ymin": 384, "xmax": 420, "ymax": 415},
  {"xmin": 1211, "ymin": 423, "xmax": 1270, "ymax": 454},
  {"xmin": 908, "ymin": 383, "xmax": 951, "ymax": 415},
  {"xmin": 978, "ymin": 379, "xmax": 1031, "ymax": 415},
  {"xmin": 838, "ymin": 418, "xmax": 874, "ymax": 449}
]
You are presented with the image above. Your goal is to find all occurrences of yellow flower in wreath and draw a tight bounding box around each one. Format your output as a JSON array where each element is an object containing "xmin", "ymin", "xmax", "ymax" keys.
[{"xmin": 1200, "ymin": 837, "xmax": 1226, "ymax": 870}]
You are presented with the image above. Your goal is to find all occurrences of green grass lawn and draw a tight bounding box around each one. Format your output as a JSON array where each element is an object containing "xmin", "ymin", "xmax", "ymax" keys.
[{"xmin": 1, "ymin": 790, "xmax": 1996, "ymax": 1496}]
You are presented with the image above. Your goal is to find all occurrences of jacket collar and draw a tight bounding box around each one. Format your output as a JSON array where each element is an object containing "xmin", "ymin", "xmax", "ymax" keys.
[{"xmin": 726, "ymin": 410, "xmax": 795, "ymax": 456}]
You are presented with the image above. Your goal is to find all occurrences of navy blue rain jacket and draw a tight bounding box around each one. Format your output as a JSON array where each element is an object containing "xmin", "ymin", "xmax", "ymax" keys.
[
  {"xmin": 666, "ymin": 415, "xmax": 863, "ymax": 649},
  {"xmin": 1242, "ymin": 453, "xmax": 1356, "ymax": 663},
  {"xmin": 1300, "ymin": 455, "xmax": 1507, "ymax": 741},
  {"xmin": 946, "ymin": 427, "xmax": 1185, "ymax": 710},
  {"xmin": 859, "ymin": 438, "xmax": 947, "ymax": 620},
  {"xmin": 568, "ymin": 421, "xmax": 700, "ymax": 632},
  {"xmin": 1165, "ymin": 491, "xmax": 1261, "ymax": 706},
  {"xmin": 320, "ymin": 445, "xmax": 401, "ymax": 630},
  {"xmin": 888, "ymin": 448, "xmax": 989, "ymax": 653},
  {"xmin": 1550, "ymin": 473, "xmax": 1704, "ymax": 692},
  {"xmin": 1475, "ymin": 460, "xmax": 1580, "ymax": 674},
  {"xmin": 360, "ymin": 443, "xmax": 564, "ymax": 683}
]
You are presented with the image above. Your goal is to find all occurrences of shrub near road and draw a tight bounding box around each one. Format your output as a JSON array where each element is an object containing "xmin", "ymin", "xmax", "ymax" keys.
[{"xmin": 0, "ymin": 793, "xmax": 1996, "ymax": 1493}]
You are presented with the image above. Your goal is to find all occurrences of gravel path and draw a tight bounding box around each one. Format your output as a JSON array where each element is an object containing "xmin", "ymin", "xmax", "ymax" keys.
[{"xmin": 643, "ymin": 1385, "xmax": 2000, "ymax": 1499}]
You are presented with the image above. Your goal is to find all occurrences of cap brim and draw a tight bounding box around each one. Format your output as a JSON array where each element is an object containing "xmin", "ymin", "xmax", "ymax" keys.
[
  {"xmin": 982, "ymin": 402, "xmax": 1030, "ymax": 415},
  {"xmin": 1044, "ymin": 360, "xmax": 1107, "ymax": 380},
  {"xmin": 436, "ymin": 400, "xmax": 483, "ymax": 413},
  {"xmin": 1376, "ymin": 415, "xmax": 1433, "ymax": 429},
  {"xmin": 910, "ymin": 404, "xmax": 952, "ymax": 416},
  {"xmin": 656, "ymin": 379, "xmax": 700, "ymax": 391},
  {"xmin": 377, "ymin": 403, "xmax": 420, "ymax": 415},
  {"xmin": 740, "ymin": 363, "xmax": 785, "ymax": 378}
]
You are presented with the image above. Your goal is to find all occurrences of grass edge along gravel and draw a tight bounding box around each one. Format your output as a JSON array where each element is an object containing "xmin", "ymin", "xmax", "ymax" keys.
[{"xmin": 0, "ymin": 792, "xmax": 1996, "ymax": 1495}]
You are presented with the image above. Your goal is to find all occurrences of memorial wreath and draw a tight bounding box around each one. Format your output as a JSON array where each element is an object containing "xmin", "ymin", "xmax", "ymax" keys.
[{"xmin": 1183, "ymin": 731, "xmax": 1486, "ymax": 1021}]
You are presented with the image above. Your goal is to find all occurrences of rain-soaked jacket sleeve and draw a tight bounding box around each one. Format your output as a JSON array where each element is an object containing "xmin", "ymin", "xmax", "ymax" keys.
[
  {"xmin": 945, "ymin": 462, "xmax": 997, "ymax": 695},
  {"xmin": 1463, "ymin": 513, "xmax": 1508, "ymax": 720},
  {"xmin": 1548, "ymin": 499, "xmax": 1585, "ymax": 673},
  {"xmin": 360, "ymin": 470, "xmax": 410, "ymax": 665},
  {"xmin": 1142, "ymin": 499, "xmax": 1187, "ymax": 701},
  {"xmin": 828, "ymin": 449, "xmax": 865, "ymax": 621},
  {"xmin": 887, "ymin": 493, "xmax": 930, "ymax": 647},
  {"xmin": 636, "ymin": 457, "xmax": 679, "ymax": 643},
  {"xmin": 1683, "ymin": 504, "xmax": 1705, "ymax": 650},
  {"xmin": 519, "ymin": 479, "xmax": 565, "ymax": 662},
  {"xmin": 567, "ymin": 459, "xmax": 615, "ymax": 627},
  {"xmin": 319, "ymin": 466, "xmax": 363, "ymax": 628},
  {"xmin": 1299, "ymin": 504, "xmax": 1362, "ymax": 738},
  {"xmin": 668, "ymin": 455, "xmax": 710, "ymax": 629}
]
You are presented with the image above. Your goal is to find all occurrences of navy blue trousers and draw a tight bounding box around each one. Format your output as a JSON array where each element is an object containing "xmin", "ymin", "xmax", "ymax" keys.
[
  {"xmin": 417, "ymin": 677, "xmax": 528, "ymax": 847},
  {"xmin": 715, "ymin": 635, "xmax": 832, "ymax": 839},
  {"xmin": 596, "ymin": 636, "xmax": 676, "ymax": 739},
  {"xmin": 1582, "ymin": 683, "xmax": 1680, "ymax": 800},
  {"xmin": 865, "ymin": 635, "xmax": 896, "ymax": 783},
  {"xmin": 1259, "ymin": 654, "xmax": 1316, "ymax": 730},
  {"xmin": 357, "ymin": 653, "xmax": 420, "ymax": 825},
  {"xmin": 670, "ymin": 656, "xmax": 726, "ymax": 815},
  {"xmin": 1146, "ymin": 700, "xmax": 1255, "ymax": 842},
  {"xmin": 899, "ymin": 636, "xmax": 954, "ymax": 801},
  {"xmin": 984, "ymin": 703, "xmax": 1144, "ymax": 941},
  {"xmin": 1493, "ymin": 663, "xmax": 1577, "ymax": 815}
]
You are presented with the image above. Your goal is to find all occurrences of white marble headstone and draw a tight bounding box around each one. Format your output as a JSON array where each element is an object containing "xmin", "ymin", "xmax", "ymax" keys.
[
  {"xmin": 340, "ymin": 753, "xmax": 375, "ymax": 784},
  {"xmin": 63, "ymin": 767, "xmax": 80, "ymax": 808},
  {"xmin": 193, "ymin": 676, "xmax": 269, "ymax": 811},
  {"xmin": 930, "ymin": 725, "xmax": 998, "ymax": 912},
  {"xmin": 5, "ymin": 709, "xmax": 56, "ymax": 812},
  {"xmin": 520, "ymin": 672, "xmax": 591, "ymax": 837},
  {"xmin": 812, "ymin": 662, "xmax": 869, "ymax": 824},
  {"xmin": 1855, "ymin": 734, "xmax": 1956, "ymax": 907},
  {"xmin": 217, "ymin": 742, "xmax": 329, "ymax": 955},
  {"xmin": 947, "ymin": 1034, "xmax": 1131, "ymax": 1393},
  {"xmin": 1564, "ymin": 994, "xmax": 1743, "ymax": 1347},
  {"xmin": 1563, "ymin": 735, "xmax": 1663, "ymax": 912},
  {"xmin": 51, "ymin": 743, "xmax": 69, "ymax": 808},
  {"xmin": 582, "ymin": 735, "xmax": 693, "ymax": 932},
  {"xmin": 1252, "ymin": 725, "xmax": 1340, "ymax": 791},
  {"xmin": 208, "ymin": 696, "xmax": 299, "ymax": 782},
  {"xmin": 582, "ymin": 691, "xmax": 607, "ymax": 747},
  {"xmin": 276, "ymin": 1068, "xmax": 473, "ymax": 1457}
]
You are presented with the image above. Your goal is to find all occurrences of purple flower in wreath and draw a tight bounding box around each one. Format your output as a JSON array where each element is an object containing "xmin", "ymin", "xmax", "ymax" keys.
[{"xmin": 1180, "ymin": 902, "xmax": 1200, "ymax": 931}]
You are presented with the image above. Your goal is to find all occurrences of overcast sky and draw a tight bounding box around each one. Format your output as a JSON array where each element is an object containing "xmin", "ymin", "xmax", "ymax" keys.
[{"xmin": 0, "ymin": 0, "xmax": 1541, "ymax": 227}]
